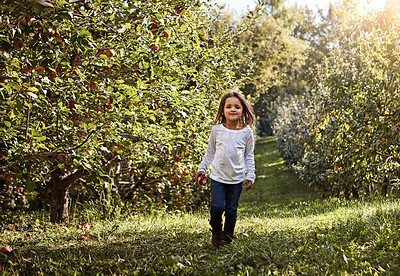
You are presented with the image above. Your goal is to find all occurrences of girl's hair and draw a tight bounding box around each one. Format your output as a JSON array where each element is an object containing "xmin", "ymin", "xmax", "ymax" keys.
[{"xmin": 214, "ymin": 91, "xmax": 255, "ymax": 127}]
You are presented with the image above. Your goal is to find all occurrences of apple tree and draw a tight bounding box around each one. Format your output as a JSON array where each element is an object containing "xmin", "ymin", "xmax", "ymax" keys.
[
  {"xmin": 0, "ymin": 0, "xmax": 251, "ymax": 222},
  {"xmin": 274, "ymin": 3, "xmax": 400, "ymax": 197}
]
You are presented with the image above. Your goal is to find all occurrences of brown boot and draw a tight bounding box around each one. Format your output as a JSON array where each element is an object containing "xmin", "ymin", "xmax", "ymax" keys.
[
  {"xmin": 210, "ymin": 223, "xmax": 223, "ymax": 247},
  {"xmin": 221, "ymin": 231, "xmax": 234, "ymax": 245}
]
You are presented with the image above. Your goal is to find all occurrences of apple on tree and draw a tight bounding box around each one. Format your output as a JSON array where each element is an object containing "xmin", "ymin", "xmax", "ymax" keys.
[
  {"xmin": 150, "ymin": 20, "xmax": 159, "ymax": 34},
  {"xmin": 104, "ymin": 49, "xmax": 115, "ymax": 57},
  {"xmin": 54, "ymin": 35, "xmax": 63, "ymax": 44},
  {"xmin": 95, "ymin": 48, "xmax": 103, "ymax": 57},
  {"xmin": 35, "ymin": 66, "xmax": 45, "ymax": 74},
  {"xmin": 19, "ymin": 17, "xmax": 27, "ymax": 26},
  {"xmin": 150, "ymin": 44, "xmax": 159, "ymax": 51},
  {"xmin": 4, "ymin": 173, "xmax": 13, "ymax": 182},
  {"xmin": 0, "ymin": 246, "xmax": 12, "ymax": 254},
  {"xmin": 105, "ymin": 103, "xmax": 114, "ymax": 109}
]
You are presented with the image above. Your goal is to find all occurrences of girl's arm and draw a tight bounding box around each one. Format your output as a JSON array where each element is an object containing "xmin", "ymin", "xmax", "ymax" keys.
[
  {"xmin": 197, "ymin": 127, "xmax": 216, "ymax": 174},
  {"xmin": 244, "ymin": 130, "xmax": 256, "ymax": 182}
]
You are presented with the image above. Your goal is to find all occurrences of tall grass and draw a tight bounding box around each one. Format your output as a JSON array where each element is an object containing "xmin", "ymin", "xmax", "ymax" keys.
[{"xmin": 1, "ymin": 137, "xmax": 400, "ymax": 275}]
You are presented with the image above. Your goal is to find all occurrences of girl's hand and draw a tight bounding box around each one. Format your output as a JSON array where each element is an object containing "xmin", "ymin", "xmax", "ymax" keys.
[{"xmin": 244, "ymin": 180, "xmax": 253, "ymax": 191}]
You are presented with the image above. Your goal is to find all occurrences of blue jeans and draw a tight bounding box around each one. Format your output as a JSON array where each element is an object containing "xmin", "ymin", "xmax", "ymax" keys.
[{"xmin": 210, "ymin": 179, "xmax": 244, "ymax": 233}]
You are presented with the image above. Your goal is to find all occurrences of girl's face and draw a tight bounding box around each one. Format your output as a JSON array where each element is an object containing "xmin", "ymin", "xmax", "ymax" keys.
[{"xmin": 224, "ymin": 96, "xmax": 243, "ymax": 123}]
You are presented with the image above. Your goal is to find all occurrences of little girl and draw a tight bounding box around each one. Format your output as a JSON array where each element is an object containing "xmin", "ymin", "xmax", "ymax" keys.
[{"xmin": 195, "ymin": 90, "xmax": 256, "ymax": 247}]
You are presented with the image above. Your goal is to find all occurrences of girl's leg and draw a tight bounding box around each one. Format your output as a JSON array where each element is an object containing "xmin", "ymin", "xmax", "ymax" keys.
[
  {"xmin": 223, "ymin": 182, "xmax": 243, "ymax": 233},
  {"xmin": 209, "ymin": 179, "xmax": 226, "ymax": 247},
  {"xmin": 210, "ymin": 179, "xmax": 226, "ymax": 226}
]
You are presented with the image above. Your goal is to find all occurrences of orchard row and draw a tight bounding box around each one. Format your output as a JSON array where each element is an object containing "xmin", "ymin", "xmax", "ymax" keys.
[{"xmin": 274, "ymin": 7, "xmax": 400, "ymax": 198}]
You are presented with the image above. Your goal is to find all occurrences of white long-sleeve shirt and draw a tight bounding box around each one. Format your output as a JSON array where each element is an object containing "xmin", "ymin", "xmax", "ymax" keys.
[{"xmin": 197, "ymin": 124, "xmax": 256, "ymax": 184}]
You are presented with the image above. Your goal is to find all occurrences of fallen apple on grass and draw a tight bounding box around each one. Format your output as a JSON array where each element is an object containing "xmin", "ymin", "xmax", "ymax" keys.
[
  {"xmin": 81, "ymin": 223, "xmax": 90, "ymax": 231},
  {"xmin": 79, "ymin": 234, "xmax": 90, "ymax": 240}
]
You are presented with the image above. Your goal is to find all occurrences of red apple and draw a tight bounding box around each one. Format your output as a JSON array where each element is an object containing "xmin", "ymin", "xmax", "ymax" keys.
[
  {"xmin": 175, "ymin": 8, "xmax": 184, "ymax": 14},
  {"xmin": 89, "ymin": 82, "xmax": 97, "ymax": 90},
  {"xmin": 46, "ymin": 28, "xmax": 55, "ymax": 36},
  {"xmin": 162, "ymin": 32, "xmax": 169, "ymax": 38},
  {"xmin": 104, "ymin": 49, "xmax": 115, "ymax": 57},
  {"xmin": 197, "ymin": 174, "xmax": 208, "ymax": 185},
  {"xmin": 150, "ymin": 44, "xmax": 159, "ymax": 51},
  {"xmin": 81, "ymin": 223, "xmax": 90, "ymax": 231},
  {"xmin": 49, "ymin": 72, "xmax": 56, "ymax": 82},
  {"xmin": 79, "ymin": 234, "xmax": 90, "ymax": 240},
  {"xmin": 95, "ymin": 48, "xmax": 103, "ymax": 57},
  {"xmin": 35, "ymin": 66, "xmax": 45, "ymax": 74},
  {"xmin": 56, "ymin": 64, "xmax": 62, "ymax": 76},
  {"xmin": 19, "ymin": 17, "xmax": 27, "ymax": 26},
  {"xmin": 150, "ymin": 20, "xmax": 158, "ymax": 34},
  {"xmin": 13, "ymin": 39, "xmax": 23, "ymax": 49},
  {"xmin": 4, "ymin": 173, "xmax": 13, "ymax": 182},
  {"xmin": 0, "ymin": 246, "xmax": 12, "ymax": 254},
  {"xmin": 69, "ymin": 100, "xmax": 77, "ymax": 109},
  {"xmin": 105, "ymin": 103, "xmax": 114, "ymax": 109},
  {"xmin": 112, "ymin": 145, "xmax": 122, "ymax": 151},
  {"xmin": 21, "ymin": 65, "xmax": 33, "ymax": 74},
  {"xmin": 54, "ymin": 35, "xmax": 62, "ymax": 43}
]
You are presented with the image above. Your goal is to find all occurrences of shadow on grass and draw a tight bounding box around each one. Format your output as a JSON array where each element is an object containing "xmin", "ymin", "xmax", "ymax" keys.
[{"xmin": 3, "ymin": 204, "xmax": 400, "ymax": 275}]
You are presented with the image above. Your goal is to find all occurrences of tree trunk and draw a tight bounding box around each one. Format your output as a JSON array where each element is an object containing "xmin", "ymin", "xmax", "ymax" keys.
[
  {"xmin": 381, "ymin": 179, "xmax": 388, "ymax": 198},
  {"xmin": 50, "ymin": 184, "xmax": 69, "ymax": 223},
  {"xmin": 351, "ymin": 185, "xmax": 359, "ymax": 199},
  {"xmin": 47, "ymin": 165, "xmax": 89, "ymax": 223}
]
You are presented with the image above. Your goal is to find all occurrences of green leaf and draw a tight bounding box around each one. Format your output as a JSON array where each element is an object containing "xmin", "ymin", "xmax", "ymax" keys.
[{"xmin": 0, "ymin": 83, "xmax": 11, "ymax": 94}]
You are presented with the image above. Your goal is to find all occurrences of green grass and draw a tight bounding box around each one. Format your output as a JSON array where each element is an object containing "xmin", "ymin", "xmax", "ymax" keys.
[{"xmin": 1, "ymin": 137, "xmax": 400, "ymax": 275}]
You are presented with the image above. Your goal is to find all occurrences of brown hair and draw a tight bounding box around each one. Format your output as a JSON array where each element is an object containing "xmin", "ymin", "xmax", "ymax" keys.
[{"xmin": 214, "ymin": 91, "xmax": 255, "ymax": 127}]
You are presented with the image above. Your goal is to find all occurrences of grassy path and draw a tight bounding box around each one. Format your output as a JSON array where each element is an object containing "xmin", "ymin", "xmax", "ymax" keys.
[
  {"xmin": 2, "ymin": 137, "xmax": 400, "ymax": 275},
  {"xmin": 239, "ymin": 137, "xmax": 317, "ymax": 218}
]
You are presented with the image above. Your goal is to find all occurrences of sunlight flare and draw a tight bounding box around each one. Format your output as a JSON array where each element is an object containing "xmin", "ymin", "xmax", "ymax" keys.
[{"xmin": 355, "ymin": 0, "xmax": 385, "ymax": 14}]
